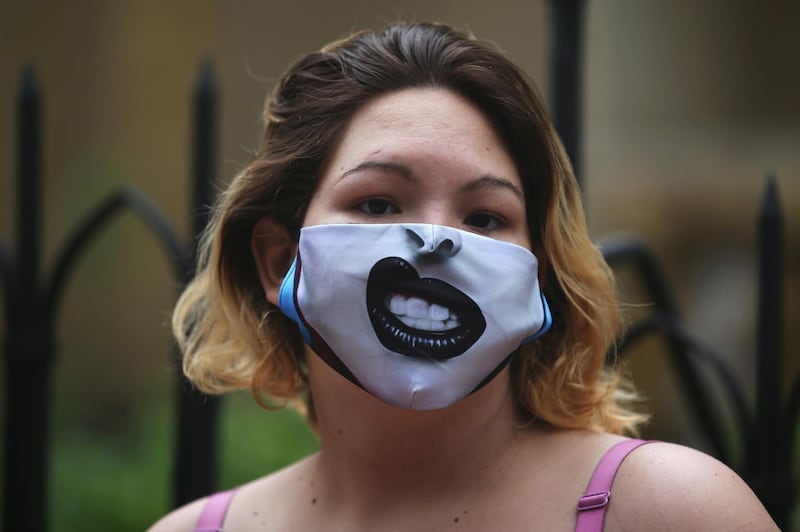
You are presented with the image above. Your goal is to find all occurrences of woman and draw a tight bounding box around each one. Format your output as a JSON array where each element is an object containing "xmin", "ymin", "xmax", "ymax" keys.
[{"xmin": 151, "ymin": 22, "xmax": 777, "ymax": 531}]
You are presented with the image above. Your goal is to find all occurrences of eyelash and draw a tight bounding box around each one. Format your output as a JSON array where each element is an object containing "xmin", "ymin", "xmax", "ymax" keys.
[
  {"xmin": 355, "ymin": 198, "xmax": 397, "ymax": 217},
  {"xmin": 465, "ymin": 212, "xmax": 506, "ymax": 232},
  {"xmin": 354, "ymin": 198, "xmax": 507, "ymax": 232}
]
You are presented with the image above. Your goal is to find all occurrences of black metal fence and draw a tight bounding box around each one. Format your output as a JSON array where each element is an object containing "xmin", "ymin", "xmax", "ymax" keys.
[
  {"xmin": 2, "ymin": 3, "xmax": 797, "ymax": 530},
  {"xmin": 549, "ymin": 3, "xmax": 797, "ymax": 528},
  {"xmin": 2, "ymin": 65, "xmax": 220, "ymax": 532},
  {"xmin": 599, "ymin": 185, "xmax": 796, "ymax": 526}
]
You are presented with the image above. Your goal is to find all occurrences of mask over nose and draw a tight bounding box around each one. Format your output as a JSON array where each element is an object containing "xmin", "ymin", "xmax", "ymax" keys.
[{"xmin": 278, "ymin": 223, "xmax": 552, "ymax": 410}]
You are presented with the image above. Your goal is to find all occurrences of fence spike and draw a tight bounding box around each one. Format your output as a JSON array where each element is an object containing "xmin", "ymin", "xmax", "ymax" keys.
[
  {"xmin": 549, "ymin": 0, "xmax": 585, "ymax": 186},
  {"xmin": 17, "ymin": 64, "xmax": 41, "ymax": 297},
  {"xmin": 174, "ymin": 61, "xmax": 221, "ymax": 507},
  {"xmin": 749, "ymin": 173, "xmax": 788, "ymax": 526},
  {"xmin": 4, "ymin": 65, "xmax": 49, "ymax": 532},
  {"xmin": 754, "ymin": 174, "xmax": 784, "ymax": 458},
  {"xmin": 191, "ymin": 60, "xmax": 217, "ymax": 246}
]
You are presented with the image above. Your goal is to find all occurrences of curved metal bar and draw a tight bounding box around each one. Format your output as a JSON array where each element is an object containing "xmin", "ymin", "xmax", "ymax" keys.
[
  {"xmin": 617, "ymin": 312, "xmax": 752, "ymax": 464},
  {"xmin": 602, "ymin": 235, "xmax": 730, "ymax": 463},
  {"xmin": 602, "ymin": 235, "xmax": 681, "ymax": 316},
  {"xmin": 612, "ymin": 318, "xmax": 660, "ymax": 358},
  {"xmin": 45, "ymin": 185, "xmax": 187, "ymax": 321},
  {"xmin": 45, "ymin": 191, "xmax": 127, "ymax": 319},
  {"xmin": 118, "ymin": 185, "xmax": 188, "ymax": 278}
]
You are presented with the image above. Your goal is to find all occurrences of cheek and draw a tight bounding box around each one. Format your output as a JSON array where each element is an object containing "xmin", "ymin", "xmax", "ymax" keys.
[{"xmin": 510, "ymin": 224, "xmax": 534, "ymax": 250}]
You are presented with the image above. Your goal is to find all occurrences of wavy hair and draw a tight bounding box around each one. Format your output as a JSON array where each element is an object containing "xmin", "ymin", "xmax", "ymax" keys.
[{"xmin": 173, "ymin": 22, "xmax": 645, "ymax": 434}]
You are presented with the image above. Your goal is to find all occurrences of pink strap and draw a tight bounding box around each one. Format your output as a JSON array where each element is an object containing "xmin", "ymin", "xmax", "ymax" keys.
[
  {"xmin": 575, "ymin": 439, "xmax": 651, "ymax": 532},
  {"xmin": 194, "ymin": 489, "xmax": 237, "ymax": 532}
]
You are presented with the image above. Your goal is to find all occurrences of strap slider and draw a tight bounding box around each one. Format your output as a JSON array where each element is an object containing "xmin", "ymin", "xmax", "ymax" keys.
[{"xmin": 577, "ymin": 491, "xmax": 611, "ymax": 511}]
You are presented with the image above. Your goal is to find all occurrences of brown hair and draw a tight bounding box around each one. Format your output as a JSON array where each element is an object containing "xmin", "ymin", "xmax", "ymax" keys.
[{"xmin": 173, "ymin": 22, "xmax": 644, "ymax": 434}]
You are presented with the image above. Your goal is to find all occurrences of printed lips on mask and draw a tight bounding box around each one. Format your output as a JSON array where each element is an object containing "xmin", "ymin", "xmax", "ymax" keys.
[{"xmin": 366, "ymin": 257, "xmax": 486, "ymax": 359}]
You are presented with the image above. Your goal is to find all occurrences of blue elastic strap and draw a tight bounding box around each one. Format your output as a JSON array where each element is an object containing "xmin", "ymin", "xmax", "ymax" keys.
[
  {"xmin": 520, "ymin": 292, "xmax": 553, "ymax": 345},
  {"xmin": 277, "ymin": 257, "xmax": 312, "ymax": 344}
]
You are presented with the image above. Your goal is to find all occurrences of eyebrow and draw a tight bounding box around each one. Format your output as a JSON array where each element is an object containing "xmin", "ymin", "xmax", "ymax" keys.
[
  {"xmin": 460, "ymin": 175, "xmax": 525, "ymax": 200},
  {"xmin": 339, "ymin": 160, "xmax": 417, "ymax": 182},
  {"xmin": 339, "ymin": 159, "xmax": 524, "ymax": 200}
]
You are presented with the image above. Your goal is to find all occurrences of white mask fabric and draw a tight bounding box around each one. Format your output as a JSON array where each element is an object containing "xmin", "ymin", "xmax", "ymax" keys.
[{"xmin": 278, "ymin": 223, "xmax": 552, "ymax": 410}]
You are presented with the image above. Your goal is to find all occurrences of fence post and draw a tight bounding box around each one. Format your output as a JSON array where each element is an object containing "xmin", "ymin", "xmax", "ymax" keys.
[
  {"xmin": 2, "ymin": 66, "xmax": 50, "ymax": 532},
  {"xmin": 549, "ymin": 0, "xmax": 585, "ymax": 185},
  {"xmin": 173, "ymin": 62, "xmax": 221, "ymax": 507},
  {"xmin": 749, "ymin": 176, "xmax": 792, "ymax": 528},
  {"xmin": 1, "ymin": 61, "xmax": 227, "ymax": 525}
]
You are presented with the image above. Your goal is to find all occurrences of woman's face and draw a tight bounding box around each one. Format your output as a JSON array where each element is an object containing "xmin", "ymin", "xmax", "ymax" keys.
[
  {"xmin": 280, "ymin": 88, "xmax": 550, "ymax": 410},
  {"xmin": 303, "ymin": 88, "xmax": 531, "ymax": 249}
]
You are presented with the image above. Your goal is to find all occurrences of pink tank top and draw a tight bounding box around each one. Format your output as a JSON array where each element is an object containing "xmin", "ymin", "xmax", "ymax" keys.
[
  {"xmin": 194, "ymin": 439, "xmax": 651, "ymax": 531},
  {"xmin": 193, "ymin": 489, "xmax": 237, "ymax": 532}
]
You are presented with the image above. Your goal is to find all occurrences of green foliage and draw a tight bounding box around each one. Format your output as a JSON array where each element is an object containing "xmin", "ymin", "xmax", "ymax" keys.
[
  {"xmin": 219, "ymin": 394, "xmax": 320, "ymax": 489},
  {"xmin": 48, "ymin": 393, "xmax": 319, "ymax": 531}
]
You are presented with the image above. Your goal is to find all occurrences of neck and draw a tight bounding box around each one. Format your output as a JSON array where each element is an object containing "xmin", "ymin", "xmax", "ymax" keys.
[{"xmin": 306, "ymin": 353, "xmax": 527, "ymax": 514}]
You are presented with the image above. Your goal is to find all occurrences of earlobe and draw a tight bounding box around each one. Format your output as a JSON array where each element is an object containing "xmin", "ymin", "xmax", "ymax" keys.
[{"xmin": 251, "ymin": 218, "xmax": 297, "ymax": 306}]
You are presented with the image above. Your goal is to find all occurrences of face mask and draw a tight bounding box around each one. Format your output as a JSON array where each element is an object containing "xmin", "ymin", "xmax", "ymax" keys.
[{"xmin": 278, "ymin": 223, "xmax": 552, "ymax": 410}]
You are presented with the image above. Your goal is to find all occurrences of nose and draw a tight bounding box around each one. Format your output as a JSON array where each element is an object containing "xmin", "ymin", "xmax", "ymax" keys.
[{"xmin": 405, "ymin": 225, "xmax": 462, "ymax": 259}]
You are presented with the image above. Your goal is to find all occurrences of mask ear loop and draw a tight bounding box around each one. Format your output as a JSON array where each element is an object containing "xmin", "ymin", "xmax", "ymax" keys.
[
  {"xmin": 519, "ymin": 292, "xmax": 553, "ymax": 345},
  {"xmin": 278, "ymin": 256, "xmax": 313, "ymax": 345}
]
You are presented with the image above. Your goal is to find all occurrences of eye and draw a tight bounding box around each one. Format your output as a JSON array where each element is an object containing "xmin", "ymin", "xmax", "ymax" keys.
[
  {"xmin": 356, "ymin": 198, "xmax": 398, "ymax": 216},
  {"xmin": 464, "ymin": 212, "xmax": 504, "ymax": 231}
]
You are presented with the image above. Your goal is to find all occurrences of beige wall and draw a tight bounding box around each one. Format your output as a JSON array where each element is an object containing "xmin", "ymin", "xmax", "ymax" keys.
[{"xmin": 1, "ymin": 1, "xmax": 798, "ymax": 446}]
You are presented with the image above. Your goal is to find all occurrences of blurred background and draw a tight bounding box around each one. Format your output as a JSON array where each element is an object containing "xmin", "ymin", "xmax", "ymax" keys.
[{"xmin": 1, "ymin": 0, "xmax": 798, "ymax": 529}]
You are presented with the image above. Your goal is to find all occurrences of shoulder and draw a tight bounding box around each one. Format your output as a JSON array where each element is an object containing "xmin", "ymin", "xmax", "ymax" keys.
[
  {"xmin": 148, "ymin": 454, "xmax": 318, "ymax": 531},
  {"xmin": 147, "ymin": 497, "xmax": 208, "ymax": 532},
  {"xmin": 606, "ymin": 441, "xmax": 778, "ymax": 531}
]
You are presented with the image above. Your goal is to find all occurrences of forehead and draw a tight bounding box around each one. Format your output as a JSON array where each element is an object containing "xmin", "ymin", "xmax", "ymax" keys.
[
  {"xmin": 324, "ymin": 88, "xmax": 519, "ymax": 181},
  {"xmin": 351, "ymin": 88, "xmax": 491, "ymax": 136}
]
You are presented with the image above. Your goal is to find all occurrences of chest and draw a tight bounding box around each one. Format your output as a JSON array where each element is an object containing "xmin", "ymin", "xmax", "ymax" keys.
[{"xmin": 229, "ymin": 472, "xmax": 589, "ymax": 532}]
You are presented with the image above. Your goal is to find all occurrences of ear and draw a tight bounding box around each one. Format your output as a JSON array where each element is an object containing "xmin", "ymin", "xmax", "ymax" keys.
[{"xmin": 251, "ymin": 217, "xmax": 297, "ymax": 306}]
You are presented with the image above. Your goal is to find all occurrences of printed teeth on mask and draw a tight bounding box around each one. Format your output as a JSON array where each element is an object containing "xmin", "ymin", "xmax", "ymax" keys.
[{"xmin": 386, "ymin": 294, "xmax": 461, "ymax": 331}]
